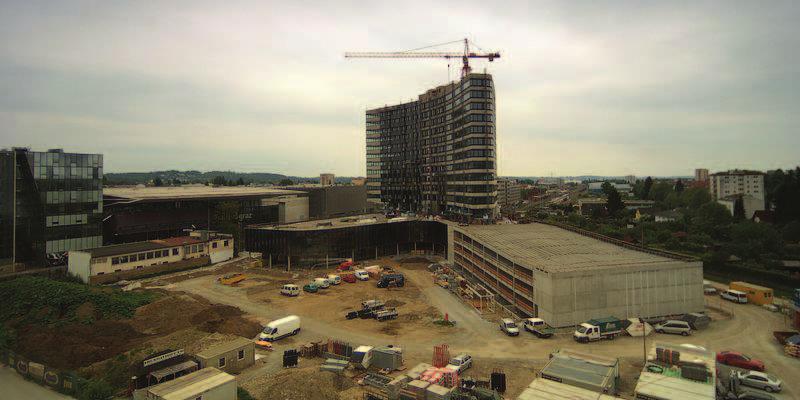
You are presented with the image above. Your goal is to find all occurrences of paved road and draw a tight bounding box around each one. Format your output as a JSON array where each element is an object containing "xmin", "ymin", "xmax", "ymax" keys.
[
  {"xmin": 166, "ymin": 266, "xmax": 800, "ymax": 397},
  {"xmin": 0, "ymin": 366, "xmax": 73, "ymax": 400}
]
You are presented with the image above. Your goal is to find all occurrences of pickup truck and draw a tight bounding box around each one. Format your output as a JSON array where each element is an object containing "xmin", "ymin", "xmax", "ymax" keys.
[
  {"xmin": 573, "ymin": 316, "xmax": 624, "ymax": 342},
  {"xmin": 523, "ymin": 318, "xmax": 554, "ymax": 338},
  {"xmin": 375, "ymin": 308, "xmax": 398, "ymax": 321}
]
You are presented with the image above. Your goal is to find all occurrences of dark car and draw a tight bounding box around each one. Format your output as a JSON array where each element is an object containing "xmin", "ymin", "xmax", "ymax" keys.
[{"xmin": 377, "ymin": 273, "xmax": 405, "ymax": 288}]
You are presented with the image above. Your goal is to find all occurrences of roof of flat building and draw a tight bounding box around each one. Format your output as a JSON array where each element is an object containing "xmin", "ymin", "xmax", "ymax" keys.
[
  {"xmin": 195, "ymin": 336, "xmax": 254, "ymax": 359},
  {"xmin": 455, "ymin": 223, "xmax": 697, "ymax": 274},
  {"xmin": 75, "ymin": 236, "xmax": 207, "ymax": 258},
  {"xmin": 103, "ymin": 185, "xmax": 302, "ymax": 202},
  {"xmin": 146, "ymin": 367, "xmax": 235, "ymax": 399},
  {"xmin": 251, "ymin": 213, "xmax": 404, "ymax": 231}
]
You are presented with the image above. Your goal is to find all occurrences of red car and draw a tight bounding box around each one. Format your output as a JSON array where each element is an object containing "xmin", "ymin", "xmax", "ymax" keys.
[
  {"xmin": 337, "ymin": 261, "xmax": 355, "ymax": 271},
  {"xmin": 341, "ymin": 274, "xmax": 356, "ymax": 283},
  {"xmin": 716, "ymin": 351, "xmax": 765, "ymax": 371}
]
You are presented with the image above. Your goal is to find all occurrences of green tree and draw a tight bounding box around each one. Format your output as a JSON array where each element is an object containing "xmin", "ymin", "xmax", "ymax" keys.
[
  {"xmin": 684, "ymin": 187, "xmax": 712, "ymax": 209},
  {"xmin": 236, "ymin": 177, "xmax": 245, "ymax": 186},
  {"xmin": 172, "ymin": 178, "xmax": 181, "ymax": 185},
  {"xmin": 601, "ymin": 181, "xmax": 613, "ymax": 195},
  {"xmin": 641, "ymin": 176, "xmax": 654, "ymax": 199},
  {"xmin": 733, "ymin": 196, "xmax": 746, "ymax": 220},
  {"xmin": 606, "ymin": 187, "xmax": 625, "ymax": 216},
  {"xmin": 0, "ymin": 325, "xmax": 15, "ymax": 352},
  {"xmin": 153, "ymin": 177, "xmax": 163, "ymax": 187},
  {"xmin": 278, "ymin": 178, "xmax": 294, "ymax": 186},
  {"xmin": 648, "ymin": 182, "xmax": 673, "ymax": 202},
  {"xmin": 728, "ymin": 221, "xmax": 783, "ymax": 260},
  {"xmin": 691, "ymin": 202, "xmax": 732, "ymax": 239},
  {"xmin": 212, "ymin": 175, "xmax": 227, "ymax": 186},
  {"xmin": 675, "ymin": 179, "xmax": 684, "ymax": 193}
]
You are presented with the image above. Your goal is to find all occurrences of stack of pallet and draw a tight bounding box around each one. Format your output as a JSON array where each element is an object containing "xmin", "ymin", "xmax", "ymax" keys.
[
  {"xmin": 432, "ymin": 344, "xmax": 450, "ymax": 368},
  {"xmin": 786, "ymin": 343, "xmax": 800, "ymax": 358}
]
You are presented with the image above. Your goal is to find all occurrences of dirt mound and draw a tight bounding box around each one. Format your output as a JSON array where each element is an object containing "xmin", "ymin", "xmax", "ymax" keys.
[
  {"xmin": 14, "ymin": 320, "xmax": 142, "ymax": 370},
  {"xmin": 191, "ymin": 304, "xmax": 262, "ymax": 338},
  {"xmin": 385, "ymin": 299, "xmax": 405, "ymax": 308},
  {"xmin": 245, "ymin": 366, "xmax": 352, "ymax": 400},
  {"xmin": 75, "ymin": 302, "xmax": 99, "ymax": 320},
  {"xmin": 129, "ymin": 294, "xmax": 209, "ymax": 335}
]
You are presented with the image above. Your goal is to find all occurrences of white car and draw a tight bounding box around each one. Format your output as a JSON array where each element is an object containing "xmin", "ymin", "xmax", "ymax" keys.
[
  {"xmin": 499, "ymin": 318, "xmax": 520, "ymax": 336},
  {"xmin": 445, "ymin": 354, "xmax": 472, "ymax": 373},
  {"xmin": 354, "ymin": 270, "xmax": 369, "ymax": 281},
  {"xmin": 735, "ymin": 370, "xmax": 783, "ymax": 393}
]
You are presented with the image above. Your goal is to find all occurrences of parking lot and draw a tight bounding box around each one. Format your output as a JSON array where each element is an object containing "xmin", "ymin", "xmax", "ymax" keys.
[{"xmin": 159, "ymin": 258, "xmax": 800, "ymax": 399}]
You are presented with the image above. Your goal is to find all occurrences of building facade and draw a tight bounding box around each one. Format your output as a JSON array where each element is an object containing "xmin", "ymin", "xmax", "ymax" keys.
[
  {"xmin": 694, "ymin": 168, "xmax": 709, "ymax": 183},
  {"xmin": 68, "ymin": 231, "xmax": 233, "ymax": 284},
  {"xmin": 449, "ymin": 223, "xmax": 704, "ymax": 327},
  {"xmin": 320, "ymin": 173, "xmax": 335, "ymax": 186},
  {"xmin": 709, "ymin": 170, "xmax": 765, "ymax": 218},
  {"xmin": 497, "ymin": 178, "xmax": 522, "ymax": 211},
  {"xmin": 366, "ymin": 73, "xmax": 497, "ymax": 219},
  {"xmin": 0, "ymin": 148, "xmax": 103, "ymax": 268}
]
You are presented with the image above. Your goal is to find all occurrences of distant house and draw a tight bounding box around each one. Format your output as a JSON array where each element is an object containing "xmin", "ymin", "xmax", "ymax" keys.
[
  {"xmin": 587, "ymin": 182, "xmax": 632, "ymax": 195},
  {"xmin": 717, "ymin": 194, "xmax": 764, "ymax": 219},
  {"xmin": 654, "ymin": 210, "xmax": 684, "ymax": 223}
]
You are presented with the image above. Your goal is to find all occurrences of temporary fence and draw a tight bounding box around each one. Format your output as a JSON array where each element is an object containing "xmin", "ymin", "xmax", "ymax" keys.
[{"xmin": 0, "ymin": 350, "xmax": 87, "ymax": 397}]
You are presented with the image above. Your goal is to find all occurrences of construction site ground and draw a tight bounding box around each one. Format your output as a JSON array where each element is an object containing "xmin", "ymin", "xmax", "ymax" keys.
[{"xmin": 153, "ymin": 256, "xmax": 800, "ymax": 399}]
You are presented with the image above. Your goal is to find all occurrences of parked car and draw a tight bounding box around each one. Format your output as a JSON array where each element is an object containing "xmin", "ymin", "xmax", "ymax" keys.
[
  {"xmin": 341, "ymin": 273, "xmax": 357, "ymax": 283},
  {"xmin": 654, "ymin": 320, "xmax": 692, "ymax": 336},
  {"xmin": 377, "ymin": 273, "xmax": 405, "ymax": 288},
  {"xmin": 354, "ymin": 270, "xmax": 369, "ymax": 281},
  {"xmin": 735, "ymin": 371, "xmax": 782, "ymax": 393},
  {"xmin": 280, "ymin": 284, "xmax": 300, "ymax": 297},
  {"xmin": 499, "ymin": 318, "xmax": 520, "ymax": 336},
  {"xmin": 680, "ymin": 312, "xmax": 711, "ymax": 330},
  {"xmin": 345, "ymin": 311, "xmax": 358, "ymax": 320},
  {"xmin": 717, "ymin": 351, "xmax": 765, "ymax": 371},
  {"xmin": 445, "ymin": 354, "xmax": 473, "ymax": 373},
  {"xmin": 327, "ymin": 274, "xmax": 342, "ymax": 285},
  {"xmin": 314, "ymin": 277, "xmax": 331, "ymax": 289},
  {"xmin": 721, "ymin": 289, "xmax": 748, "ymax": 304},
  {"xmin": 258, "ymin": 315, "xmax": 301, "ymax": 342},
  {"xmin": 703, "ymin": 280, "xmax": 717, "ymax": 295},
  {"xmin": 303, "ymin": 283, "xmax": 318, "ymax": 293},
  {"xmin": 523, "ymin": 318, "xmax": 554, "ymax": 338},
  {"xmin": 735, "ymin": 390, "xmax": 777, "ymax": 400}
]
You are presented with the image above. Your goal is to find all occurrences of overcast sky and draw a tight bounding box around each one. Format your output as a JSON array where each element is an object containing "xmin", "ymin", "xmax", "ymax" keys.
[{"xmin": 1, "ymin": 1, "xmax": 798, "ymax": 177}]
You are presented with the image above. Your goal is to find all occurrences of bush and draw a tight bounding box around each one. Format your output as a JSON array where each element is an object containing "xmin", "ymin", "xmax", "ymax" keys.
[
  {"xmin": 238, "ymin": 387, "xmax": 256, "ymax": 400},
  {"xmin": 0, "ymin": 276, "xmax": 154, "ymax": 323},
  {"xmin": 77, "ymin": 378, "xmax": 114, "ymax": 400}
]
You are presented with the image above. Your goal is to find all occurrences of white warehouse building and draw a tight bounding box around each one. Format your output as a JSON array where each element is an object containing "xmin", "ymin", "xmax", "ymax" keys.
[{"xmin": 449, "ymin": 223, "xmax": 704, "ymax": 327}]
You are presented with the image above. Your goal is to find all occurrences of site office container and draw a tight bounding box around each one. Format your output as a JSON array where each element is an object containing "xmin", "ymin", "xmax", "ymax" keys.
[{"xmin": 730, "ymin": 281, "xmax": 774, "ymax": 305}]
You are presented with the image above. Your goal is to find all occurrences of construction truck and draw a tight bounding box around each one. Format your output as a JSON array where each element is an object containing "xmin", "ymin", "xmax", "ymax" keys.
[
  {"xmin": 573, "ymin": 316, "xmax": 624, "ymax": 342},
  {"xmin": 375, "ymin": 308, "xmax": 398, "ymax": 321}
]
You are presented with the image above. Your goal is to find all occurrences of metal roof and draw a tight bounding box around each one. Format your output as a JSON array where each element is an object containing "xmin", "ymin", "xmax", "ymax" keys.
[
  {"xmin": 517, "ymin": 379, "xmax": 620, "ymax": 400},
  {"xmin": 456, "ymin": 223, "xmax": 697, "ymax": 274},
  {"xmin": 195, "ymin": 337, "xmax": 254, "ymax": 359},
  {"xmin": 540, "ymin": 350, "xmax": 618, "ymax": 392},
  {"xmin": 104, "ymin": 186, "xmax": 302, "ymax": 202},
  {"xmin": 634, "ymin": 371, "xmax": 715, "ymax": 400},
  {"xmin": 78, "ymin": 241, "xmax": 168, "ymax": 258},
  {"xmin": 146, "ymin": 367, "xmax": 235, "ymax": 399}
]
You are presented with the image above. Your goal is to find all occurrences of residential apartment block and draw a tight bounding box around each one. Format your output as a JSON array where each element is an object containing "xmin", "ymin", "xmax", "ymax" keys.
[
  {"xmin": 1, "ymin": 148, "xmax": 103, "ymax": 268},
  {"xmin": 708, "ymin": 170, "xmax": 765, "ymax": 219},
  {"xmin": 366, "ymin": 73, "xmax": 497, "ymax": 219},
  {"xmin": 497, "ymin": 178, "xmax": 521, "ymax": 210}
]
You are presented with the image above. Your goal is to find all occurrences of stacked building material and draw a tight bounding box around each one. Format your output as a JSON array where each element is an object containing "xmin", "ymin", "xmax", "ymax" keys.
[
  {"xmin": 400, "ymin": 380, "xmax": 430, "ymax": 400},
  {"xmin": 427, "ymin": 383, "xmax": 453, "ymax": 400},
  {"xmin": 363, "ymin": 373, "xmax": 393, "ymax": 390},
  {"xmin": 320, "ymin": 358, "xmax": 348, "ymax": 373},
  {"xmin": 283, "ymin": 350, "xmax": 298, "ymax": 368},
  {"xmin": 406, "ymin": 363, "xmax": 433, "ymax": 380},
  {"xmin": 372, "ymin": 347, "xmax": 403, "ymax": 370},
  {"xmin": 432, "ymin": 344, "xmax": 450, "ymax": 368},
  {"xmin": 323, "ymin": 339, "xmax": 353, "ymax": 360},
  {"xmin": 299, "ymin": 341, "xmax": 324, "ymax": 358},
  {"xmin": 420, "ymin": 367, "xmax": 459, "ymax": 388},
  {"xmin": 387, "ymin": 375, "xmax": 412, "ymax": 399}
]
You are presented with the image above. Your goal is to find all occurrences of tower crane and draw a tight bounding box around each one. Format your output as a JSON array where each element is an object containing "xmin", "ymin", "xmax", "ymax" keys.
[{"xmin": 345, "ymin": 38, "xmax": 500, "ymax": 78}]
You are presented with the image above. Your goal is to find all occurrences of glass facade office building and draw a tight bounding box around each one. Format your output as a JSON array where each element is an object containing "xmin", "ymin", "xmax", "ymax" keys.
[
  {"xmin": 366, "ymin": 73, "xmax": 497, "ymax": 219},
  {"xmin": 0, "ymin": 148, "xmax": 103, "ymax": 267}
]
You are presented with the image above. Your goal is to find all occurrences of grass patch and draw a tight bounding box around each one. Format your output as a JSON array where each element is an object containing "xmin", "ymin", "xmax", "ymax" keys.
[{"xmin": 0, "ymin": 276, "xmax": 155, "ymax": 324}]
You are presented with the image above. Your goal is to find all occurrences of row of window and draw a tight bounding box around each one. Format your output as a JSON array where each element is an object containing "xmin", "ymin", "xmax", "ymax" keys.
[{"xmin": 111, "ymin": 247, "xmax": 181, "ymax": 265}]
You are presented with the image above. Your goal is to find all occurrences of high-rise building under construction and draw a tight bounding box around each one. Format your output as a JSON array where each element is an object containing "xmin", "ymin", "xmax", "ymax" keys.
[{"xmin": 365, "ymin": 73, "xmax": 497, "ymax": 219}]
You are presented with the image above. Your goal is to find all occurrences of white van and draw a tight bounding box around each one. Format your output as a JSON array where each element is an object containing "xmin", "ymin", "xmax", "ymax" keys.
[
  {"xmin": 327, "ymin": 274, "xmax": 342, "ymax": 285},
  {"xmin": 354, "ymin": 270, "xmax": 369, "ymax": 281},
  {"xmin": 258, "ymin": 315, "xmax": 301, "ymax": 341},
  {"xmin": 720, "ymin": 289, "xmax": 748, "ymax": 304},
  {"xmin": 314, "ymin": 277, "xmax": 331, "ymax": 289},
  {"xmin": 280, "ymin": 284, "xmax": 300, "ymax": 297}
]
